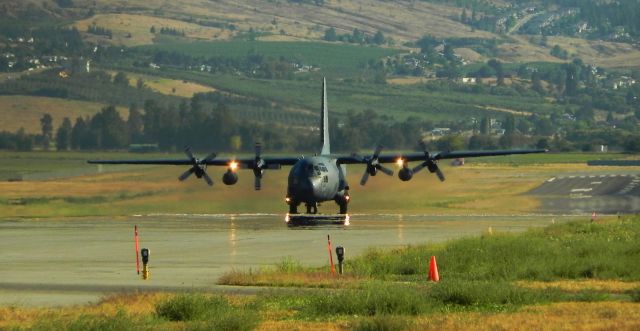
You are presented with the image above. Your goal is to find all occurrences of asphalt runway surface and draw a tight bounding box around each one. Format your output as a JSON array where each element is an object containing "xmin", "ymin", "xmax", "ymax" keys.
[
  {"xmin": 0, "ymin": 214, "xmax": 574, "ymax": 306},
  {"xmin": 530, "ymin": 174, "xmax": 640, "ymax": 214}
]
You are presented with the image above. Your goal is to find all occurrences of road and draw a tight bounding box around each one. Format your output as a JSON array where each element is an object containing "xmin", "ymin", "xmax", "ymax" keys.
[{"xmin": 0, "ymin": 214, "xmax": 571, "ymax": 306}]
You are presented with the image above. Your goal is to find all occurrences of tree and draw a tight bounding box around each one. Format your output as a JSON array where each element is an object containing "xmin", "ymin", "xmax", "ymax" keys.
[
  {"xmin": 71, "ymin": 117, "xmax": 88, "ymax": 149},
  {"xmin": 372, "ymin": 31, "xmax": 385, "ymax": 45},
  {"xmin": 150, "ymin": 26, "xmax": 156, "ymax": 34},
  {"xmin": 113, "ymin": 72, "xmax": 129, "ymax": 86},
  {"xmin": 487, "ymin": 59, "xmax": 504, "ymax": 86},
  {"xmin": 128, "ymin": 104, "xmax": 144, "ymax": 142},
  {"xmin": 531, "ymin": 71, "xmax": 545, "ymax": 95},
  {"xmin": 324, "ymin": 27, "xmax": 337, "ymax": 42},
  {"xmin": 503, "ymin": 114, "xmax": 516, "ymax": 135},
  {"xmin": 479, "ymin": 116, "xmax": 490, "ymax": 135},
  {"xmin": 564, "ymin": 64, "xmax": 578, "ymax": 96},
  {"xmin": 55, "ymin": 117, "xmax": 72, "ymax": 151},
  {"xmin": 40, "ymin": 113, "xmax": 53, "ymax": 150},
  {"xmin": 436, "ymin": 135, "xmax": 465, "ymax": 151}
]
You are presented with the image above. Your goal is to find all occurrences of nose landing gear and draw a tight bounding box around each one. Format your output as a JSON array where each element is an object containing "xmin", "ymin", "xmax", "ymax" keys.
[{"xmin": 305, "ymin": 202, "xmax": 318, "ymax": 214}]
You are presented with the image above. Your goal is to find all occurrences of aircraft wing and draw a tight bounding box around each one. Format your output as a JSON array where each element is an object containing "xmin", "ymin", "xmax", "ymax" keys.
[
  {"xmin": 87, "ymin": 156, "xmax": 301, "ymax": 167},
  {"xmin": 335, "ymin": 148, "xmax": 547, "ymax": 164}
]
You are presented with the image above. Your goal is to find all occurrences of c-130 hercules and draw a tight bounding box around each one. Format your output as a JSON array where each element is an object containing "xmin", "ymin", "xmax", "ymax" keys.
[{"xmin": 89, "ymin": 78, "xmax": 546, "ymax": 215}]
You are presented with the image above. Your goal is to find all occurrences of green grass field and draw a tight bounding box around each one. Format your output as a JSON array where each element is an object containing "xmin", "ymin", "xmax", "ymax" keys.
[{"xmin": 140, "ymin": 40, "xmax": 401, "ymax": 77}]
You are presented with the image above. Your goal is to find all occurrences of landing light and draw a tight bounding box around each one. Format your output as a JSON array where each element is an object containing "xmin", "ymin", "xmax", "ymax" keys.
[
  {"xmin": 229, "ymin": 161, "xmax": 239, "ymax": 171},
  {"xmin": 396, "ymin": 158, "xmax": 404, "ymax": 167}
]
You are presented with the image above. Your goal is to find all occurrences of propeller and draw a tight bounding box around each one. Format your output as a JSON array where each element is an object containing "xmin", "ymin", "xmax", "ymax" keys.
[
  {"xmin": 412, "ymin": 141, "xmax": 445, "ymax": 182},
  {"xmin": 178, "ymin": 146, "xmax": 216, "ymax": 186},
  {"xmin": 359, "ymin": 145, "xmax": 394, "ymax": 186},
  {"xmin": 252, "ymin": 143, "xmax": 265, "ymax": 190},
  {"xmin": 250, "ymin": 143, "xmax": 281, "ymax": 190}
]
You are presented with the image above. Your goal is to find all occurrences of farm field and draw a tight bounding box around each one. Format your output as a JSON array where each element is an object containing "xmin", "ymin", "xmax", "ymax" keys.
[
  {"xmin": 0, "ymin": 96, "xmax": 128, "ymax": 134},
  {"xmin": 107, "ymin": 71, "xmax": 216, "ymax": 98},
  {"xmin": 144, "ymin": 69, "xmax": 563, "ymax": 122},
  {"xmin": 140, "ymin": 40, "xmax": 402, "ymax": 77},
  {"xmin": 72, "ymin": 13, "xmax": 227, "ymax": 46}
]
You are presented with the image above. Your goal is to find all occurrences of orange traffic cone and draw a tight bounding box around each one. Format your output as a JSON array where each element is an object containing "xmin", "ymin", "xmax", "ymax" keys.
[{"xmin": 428, "ymin": 255, "xmax": 440, "ymax": 282}]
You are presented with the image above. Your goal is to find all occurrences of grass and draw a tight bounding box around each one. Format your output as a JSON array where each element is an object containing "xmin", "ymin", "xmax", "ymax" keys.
[
  {"xmin": 3, "ymin": 218, "xmax": 640, "ymax": 330},
  {"xmin": 107, "ymin": 70, "xmax": 216, "ymax": 98},
  {"xmin": 0, "ymin": 96, "xmax": 128, "ymax": 134},
  {"xmin": 0, "ymin": 150, "xmax": 631, "ymax": 218},
  {"xmin": 219, "ymin": 217, "xmax": 640, "ymax": 286},
  {"xmin": 141, "ymin": 40, "xmax": 401, "ymax": 77},
  {"xmin": 72, "ymin": 13, "xmax": 227, "ymax": 47}
]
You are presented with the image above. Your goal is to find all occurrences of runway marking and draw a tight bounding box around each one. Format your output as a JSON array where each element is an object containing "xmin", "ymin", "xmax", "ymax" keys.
[
  {"xmin": 547, "ymin": 177, "xmax": 556, "ymax": 182},
  {"xmin": 570, "ymin": 194, "xmax": 592, "ymax": 199},
  {"xmin": 571, "ymin": 188, "xmax": 593, "ymax": 192},
  {"xmin": 590, "ymin": 181, "xmax": 602, "ymax": 185},
  {"xmin": 569, "ymin": 176, "xmax": 576, "ymax": 178}
]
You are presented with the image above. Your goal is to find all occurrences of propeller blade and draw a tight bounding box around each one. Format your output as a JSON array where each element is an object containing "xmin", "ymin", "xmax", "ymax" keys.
[
  {"xmin": 377, "ymin": 165, "xmax": 394, "ymax": 176},
  {"xmin": 254, "ymin": 175, "xmax": 261, "ymax": 190},
  {"xmin": 373, "ymin": 144, "xmax": 383, "ymax": 158},
  {"xmin": 202, "ymin": 171, "xmax": 214, "ymax": 186},
  {"xmin": 435, "ymin": 167, "xmax": 445, "ymax": 182},
  {"xmin": 412, "ymin": 162, "xmax": 427, "ymax": 174},
  {"xmin": 255, "ymin": 142, "xmax": 262, "ymax": 158},
  {"xmin": 184, "ymin": 146, "xmax": 196, "ymax": 162},
  {"xmin": 360, "ymin": 171, "xmax": 370, "ymax": 186},
  {"xmin": 178, "ymin": 167, "xmax": 195, "ymax": 181},
  {"xmin": 202, "ymin": 152, "xmax": 217, "ymax": 163}
]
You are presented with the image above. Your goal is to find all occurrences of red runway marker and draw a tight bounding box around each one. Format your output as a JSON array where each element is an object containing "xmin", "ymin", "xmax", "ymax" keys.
[
  {"xmin": 327, "ymin": 235, "xmax": 335, "ymax": 275},
  {"xmin": 135, "ymin": 225, "xmax": 140, "ymax": 275}
]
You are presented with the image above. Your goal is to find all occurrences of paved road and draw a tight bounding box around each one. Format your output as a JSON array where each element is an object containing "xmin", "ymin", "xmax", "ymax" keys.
[
  {"xmin": 529, "ymin": 174, "xmax": 640, "ymax": 214},
  {"xmin": 0, "ymin": 214, "xmax": 571, "ymax": 306}
]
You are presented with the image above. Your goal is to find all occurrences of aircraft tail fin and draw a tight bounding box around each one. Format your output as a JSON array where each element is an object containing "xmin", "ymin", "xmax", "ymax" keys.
[{"xmin": 320, "ymin": 77, "xmax": 330, "ymax": 155}]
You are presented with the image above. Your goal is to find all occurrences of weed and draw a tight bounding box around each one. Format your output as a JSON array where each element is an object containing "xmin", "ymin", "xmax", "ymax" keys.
[
  {"xmin": 630, "ymin": 287, "xmax": 640, "ymax": 302},
  {"xmin": 349, "ymin": 315, "xmax": 411, "ymax": 331}
]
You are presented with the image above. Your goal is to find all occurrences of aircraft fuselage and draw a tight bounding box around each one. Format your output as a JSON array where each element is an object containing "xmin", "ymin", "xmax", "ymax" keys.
[{"xmin": 286, "ymin": 156, "xmax": 348, "ymax": 214}]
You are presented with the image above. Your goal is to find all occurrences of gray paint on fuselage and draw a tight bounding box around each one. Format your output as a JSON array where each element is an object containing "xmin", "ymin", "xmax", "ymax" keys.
[{"xmin": 287, "ymin": 156, "xmax": 345, "ymax": 204}]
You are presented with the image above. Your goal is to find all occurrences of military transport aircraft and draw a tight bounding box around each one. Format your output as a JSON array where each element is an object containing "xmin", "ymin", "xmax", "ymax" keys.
[{"xmin": 88, "ymin": 78, "xmax": 546, "ymax": 215}]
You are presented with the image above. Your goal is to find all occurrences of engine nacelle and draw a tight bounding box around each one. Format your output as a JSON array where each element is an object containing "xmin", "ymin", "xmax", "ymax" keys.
[
  {"xmin": 222, "ymin": 170, "xmax": 238, "ymax": 185},
  {"xmin": 398, "ymin": 167, "xmax": 413, "ymax": 181}
]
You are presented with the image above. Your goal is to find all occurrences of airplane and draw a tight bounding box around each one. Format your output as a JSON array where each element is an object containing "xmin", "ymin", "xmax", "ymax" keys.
[{"xmin": 88, "ymin": 78, "xmax": 547, "ymax": 216}]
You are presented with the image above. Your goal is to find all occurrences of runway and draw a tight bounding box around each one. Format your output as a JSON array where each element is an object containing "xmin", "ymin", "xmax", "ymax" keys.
[
  {"xmin": 529, "ymin": 174, "xmax": 640, "ymax": 214},
  {"xmin": 0, "ymin": 214, "xmax": 572, "ymax": 306}
]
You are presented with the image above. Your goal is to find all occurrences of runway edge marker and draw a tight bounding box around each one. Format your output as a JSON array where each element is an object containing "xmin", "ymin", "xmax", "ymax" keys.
[{"xmin": 135, "ymin": 225, "xmax": 140, "ymax": 275}]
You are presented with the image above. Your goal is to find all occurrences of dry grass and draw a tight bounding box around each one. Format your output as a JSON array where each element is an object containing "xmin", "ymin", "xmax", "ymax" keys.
[
  {"xmin": 0, "ymin": 160, "xmax": 590, "ymax": 218},
  {"xmin": 387, "ymin": 77, "xmax": 428, "ymax": 85},
  {"xmin": 517, "ymin": 280, "xmax": 640, "ymax": 294},
  {"xmin": 85, "ymin": 0, "xmax": 494, "ymax": 44},
  {"xmin": 414, "ymin": 302, "xmax": 640, "ymax": 331},
  {"xmin": 0, "ymin": 96, "xmax": 128, "ymax": 134},
  {"xmin": 499, "ymin": 35, "xmax": 640, "ymax": 68},
  {"xmin": 107, "ymin": 71, "xmax": 216, "ymax": 98},
  {"xmin": 73, "ymin": 13, "xmax": 227, "ymax": 46}
]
